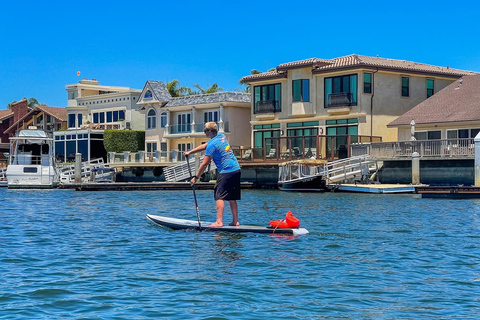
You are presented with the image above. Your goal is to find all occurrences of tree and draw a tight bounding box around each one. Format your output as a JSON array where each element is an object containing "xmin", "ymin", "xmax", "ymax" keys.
[
  {"xmin": 238, "ymin": 68, "xmax": 276, "ymax": 93},
  {"xmin": 6, "ymin": 97, "xmax": 44, "ymax": 109},
  {"xmin": 166, "ymin": 80, "xmax": 189, "ymax": 97},
  {"xmin": 193, "ymin": 83, "xmax": 224, "ymax": 94}
]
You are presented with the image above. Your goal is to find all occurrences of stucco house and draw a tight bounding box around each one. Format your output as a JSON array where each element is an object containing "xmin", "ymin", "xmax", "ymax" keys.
[
  {"xmin": 137, "ymin": 80, "xmax": 251, "ymax": 161},
  {"xmin": 56, "ymin": 79, "xmax": 143, "ymax": 162},
  {"xmin": 388, "ymin": 75, "xmax": 480, "ymax": 141},
  {"xmin": 240, "ymin": 54, "xmax": 475, "ymax": 158}
]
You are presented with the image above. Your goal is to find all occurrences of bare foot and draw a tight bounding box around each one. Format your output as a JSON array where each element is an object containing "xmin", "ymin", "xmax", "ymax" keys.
[
  {"xmin": 229, "ymin": 222, "xmax": 240, "ymax": 226},
  {"xmin": 208, "ymin": 222, "xmax": 223, "ymax": 227}
]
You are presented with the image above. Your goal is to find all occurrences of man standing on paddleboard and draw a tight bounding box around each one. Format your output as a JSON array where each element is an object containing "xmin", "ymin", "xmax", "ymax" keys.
[{"xmin": 184, "ymin": 122, "xmax": 241, "ymax": 227}]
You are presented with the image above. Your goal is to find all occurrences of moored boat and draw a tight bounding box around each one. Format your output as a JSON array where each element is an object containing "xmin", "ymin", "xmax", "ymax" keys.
[
  {"xmin": 278, "ymin": 160, "xmax": 327, "ymax": 192},
  {"xmin": 6, "ymin": 127, "xmax": 59, "ymax": 189}
]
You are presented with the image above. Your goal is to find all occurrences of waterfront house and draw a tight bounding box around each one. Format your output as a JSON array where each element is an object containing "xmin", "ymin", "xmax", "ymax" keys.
[
  {"xmin": 56, "ymin": 79, "xmax": 142, "ymax": 162},
  {"xmin": 388, "ymin": 74, "xmax": 480, "ymax": 142},
  {"xmin": 137, "ymin": 80, "xmax": 251, "ymax": 161},
  {"xmin": 240, "ymin": 54, "xmax": 475, "ymax": 159}
]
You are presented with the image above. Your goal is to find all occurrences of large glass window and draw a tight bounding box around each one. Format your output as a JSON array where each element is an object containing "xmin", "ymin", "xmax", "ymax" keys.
[
  {"xmin": 293, "ymin": 79, "xmax": 309, "ymax": 102},
  {"xmin": 147, "ymin": 109, "xmax": 156, "ymax": 129},
  {"xmin": 204, "ymin": 110, "xmax": 219, "ymax": 123},
  {"xmin": 402, "ymin": 76, "xmax": 409, "ymax": 97},
  {"xmin": 177, "ymin": 113, "xmax": 191, "ymax": 133},
  {"xmin": 93, "ymin": 113, "xmax": 99, "ymax": 123},
  {"xmin": 160, "ymin": 112, "xmax": 167, "ymax": 128},
  {"xmin": 427, "ymin": 79, "xmax": 434, "ymax": 98},
  {"xmin": 253, "ymin": 83, "xmax": 281, "ymax": 113},
  {"xmin": 68, "ymin": 114, "xmax": 76, "ymax": 128},
  {"xmin": 364, "ymin": 73, "xmax": 372, "ymax": 94},
  {"xmin": 324, "ymin": 74, "xmax": 357, "ymax": 108}
]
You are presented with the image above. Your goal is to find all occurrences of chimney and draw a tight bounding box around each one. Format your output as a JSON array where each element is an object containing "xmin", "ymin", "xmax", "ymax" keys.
[{"xmin": 11, "ymin": 98, "xmax": 29, "ymax": 124}]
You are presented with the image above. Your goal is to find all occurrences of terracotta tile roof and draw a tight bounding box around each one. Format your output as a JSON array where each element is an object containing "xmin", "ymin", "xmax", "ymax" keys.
[
  {"xmin": 0, "ymin": 109, "xmax": 13, "ymax": 121},
  {"xmin": 388, "ymin": 75, "xmax": 480, "ymax": 127},
  {"xmin": 241, "ymin": 54, "xmax": 477, "ymax": 83},
  {"xmin": 277, "ymin": 58, "xmax": 332, "ymax": 70},
  {"xmin": 240, "ymin": 70, "xmax": 287, "ymax": 83},
  {"xmin": 314, "ymin": 54, "xmax": 476, "ymax": 76}
]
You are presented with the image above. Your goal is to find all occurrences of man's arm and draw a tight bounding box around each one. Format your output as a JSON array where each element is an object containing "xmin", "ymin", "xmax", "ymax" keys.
[{"xmin": 184, "ymin": 143, "xmax": 207, "ymax": 157}]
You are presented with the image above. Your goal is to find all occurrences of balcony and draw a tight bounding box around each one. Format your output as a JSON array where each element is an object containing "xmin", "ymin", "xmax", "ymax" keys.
[
  {"xmin": 255, "ymin": 100, "xmax": 279, "ymax": 119},
  {"xmin": 166, "ymin": 122, "xmax": 230, "ymax": 136}
]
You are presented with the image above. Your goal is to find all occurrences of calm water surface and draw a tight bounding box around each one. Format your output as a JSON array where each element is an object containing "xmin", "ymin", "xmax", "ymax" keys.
[{"xmin": 1, "ymin": 188, "xmax": 480, "ymax": 319}]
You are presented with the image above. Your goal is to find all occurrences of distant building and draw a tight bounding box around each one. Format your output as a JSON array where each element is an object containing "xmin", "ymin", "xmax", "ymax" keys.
[
  {"xmin": 388, "ymin": 75, "xmax": 480, "ymax": 141},
  {"xmin": 56, "ymin": 79, "xmax": 142, "ymax": 162},
  {"xmin": 137, "ymin": 80, "xmax": 251, "ymax": 161},
  {"xmin": 241, "ymin": 54, "xmax": 475, "ymax": 157}
]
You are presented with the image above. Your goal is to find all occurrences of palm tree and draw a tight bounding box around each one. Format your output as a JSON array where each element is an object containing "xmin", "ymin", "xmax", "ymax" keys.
[
  {"xmin": 166, "ymin": 80, "xmax": 189, "ymax": 97},
  {"xmin": 193, "ymin": 83, "xmax": 224, "ymax": 95}
]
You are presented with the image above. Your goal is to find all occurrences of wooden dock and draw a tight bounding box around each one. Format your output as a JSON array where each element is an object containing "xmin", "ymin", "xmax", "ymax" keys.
[
  {"xmin": 416, "ymin": 186, "xmax": 480, "ymax": 198},
  {"xmin": 61, "ymin": 181, "xmax": 254, "ymax": 191}
]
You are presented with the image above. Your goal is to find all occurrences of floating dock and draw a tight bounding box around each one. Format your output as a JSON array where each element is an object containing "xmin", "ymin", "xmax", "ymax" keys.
[
  {"xmin": 416, "ymin": 186, "xmax": 480, "ymax": 198},
  {"xmin": 62, "ymin": 181, "xmax": 254, "ymax": 191},
  {"xmin": 330, "ymin": 183, "xmax": 416, "ymax": 194}
]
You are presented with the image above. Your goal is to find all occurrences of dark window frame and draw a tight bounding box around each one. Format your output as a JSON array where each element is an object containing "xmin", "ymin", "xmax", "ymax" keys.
[
  {"xmin": 253, "ymin": 83, "xmax": 282, "ymax": 113},
  {"xmin": 292, "ymin": 79, "xmax": 310, "ymax": 102},
  {"xmin": 427, "ymin": 79, "xmax": 435, "ymax": 98},
  {"xmin": 401, "ymin": 76, "xmax": 410, "ymax": 97},
  {"xmin": 324, "ymin": 74, "xmax": 358, "ymax": 108},
  {"xmin": 363, "ymin": 73, "xmax": 372, "ymax": 94}
]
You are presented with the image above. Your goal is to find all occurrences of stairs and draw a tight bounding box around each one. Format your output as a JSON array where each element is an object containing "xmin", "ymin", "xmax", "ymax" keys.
[
  {"xmin": 323, "ymin": 154, "xmax": 381, "ymax": 184},
  {"xmin": 163, "ymin": 156, "xmax": 216, "ymax": 182}
]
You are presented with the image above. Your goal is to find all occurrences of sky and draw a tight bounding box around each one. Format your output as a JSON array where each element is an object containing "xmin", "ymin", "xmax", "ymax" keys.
[{"xmin": 1, "ymin": 0, "xmax": 479, "ymax": 109}]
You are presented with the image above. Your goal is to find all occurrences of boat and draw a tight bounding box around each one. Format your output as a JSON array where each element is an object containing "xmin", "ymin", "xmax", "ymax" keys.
[
  {"xmin": 278, "ymin": 160, "xmax": 327, "ymax": 192},
  {"xmin": 146, "ymin": 214, "xmax": 309, "ymax": 235},
  {"xmin": 6, "ymin": 127, "xmax": 59, "ymax": 189}
]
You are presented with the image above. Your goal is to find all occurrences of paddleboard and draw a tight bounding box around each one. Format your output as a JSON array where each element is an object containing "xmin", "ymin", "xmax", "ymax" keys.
[{"xmin": 146, "ymin": 214, "xmax": 309, "ymax": 235}]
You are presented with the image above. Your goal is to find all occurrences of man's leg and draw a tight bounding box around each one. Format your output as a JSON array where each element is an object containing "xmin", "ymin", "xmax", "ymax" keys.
[
  {"xmin": 228, "ymin": 200, "xmax": 239, "ymax": 226},
  {"xmin": 208, "ymin": 199, "xmax": 225, "ymax": 227}
]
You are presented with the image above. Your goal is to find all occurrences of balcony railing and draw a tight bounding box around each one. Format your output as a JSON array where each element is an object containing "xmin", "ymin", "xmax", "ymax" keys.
[
  {"xmin": 254, "ymin": 100, "xmax": 280, "ymax": 114},
  {"xmin": 327, "ymin": 92, "xmax": 355, "ymax": 108},
  {"xmin": 168, "ymin": 122, "xmax": 230, "ymax": 135},
  {"xmin": 353, "ymin": 138, "xmax": 476, "ymax": 159}
]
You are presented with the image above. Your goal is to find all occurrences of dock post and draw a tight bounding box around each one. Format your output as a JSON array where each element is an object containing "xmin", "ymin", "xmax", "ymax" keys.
[
  {"xmin": 475, "ymin": 133, "xmax": 480, "ymax": 186},
  {"xmin": 412, "ymin": 152, "xmax": 420, "ymax": 185},
  {"xmin": 75, "ymin": 153, "xmax": 82, "ymax": 183}
]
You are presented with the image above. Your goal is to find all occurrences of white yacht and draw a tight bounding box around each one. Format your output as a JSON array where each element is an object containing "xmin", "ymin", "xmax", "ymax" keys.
[{"xmin": 6, "ymin": 127, "xmax": 59, "ymax": 188}]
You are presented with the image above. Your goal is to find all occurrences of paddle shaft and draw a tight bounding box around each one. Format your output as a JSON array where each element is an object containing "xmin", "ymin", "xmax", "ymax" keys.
[{"xmin": 186, "ymin": 155, "xmax": 202, "ymax": 229}]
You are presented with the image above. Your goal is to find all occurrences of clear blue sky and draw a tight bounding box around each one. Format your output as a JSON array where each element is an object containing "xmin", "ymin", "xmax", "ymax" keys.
[{"xmin": 1, "ymin": 0, "xmax": 479, "ymax": 109}]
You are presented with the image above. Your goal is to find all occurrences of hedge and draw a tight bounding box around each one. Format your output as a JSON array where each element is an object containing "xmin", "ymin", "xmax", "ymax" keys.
[{"xmin": 103, "ymin": 130, "xmax": 145, "ymax": 153}]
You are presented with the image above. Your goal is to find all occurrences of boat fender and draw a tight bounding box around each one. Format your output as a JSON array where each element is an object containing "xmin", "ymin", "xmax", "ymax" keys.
[{"xmin": 269, "ymin": 211, "xmax": 300, "ymax": 228}]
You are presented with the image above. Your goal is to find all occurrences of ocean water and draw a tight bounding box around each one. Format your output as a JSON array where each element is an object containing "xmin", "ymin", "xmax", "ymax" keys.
[{"xmin": 1, "ymin": 188, "xmax": 480, "ymax": 319}]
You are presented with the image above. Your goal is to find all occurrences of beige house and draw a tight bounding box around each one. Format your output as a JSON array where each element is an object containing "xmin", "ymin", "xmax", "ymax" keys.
[
  {"xmin": 389, "ymin": 75, "xmax": 480, "ymax": 141},
  {"xmin": 137, "ymin": 80, "xmax": 251, "ymax": 161},
  {"xmin": 241, "ymin": 54, "xmax": 474, "ymax": 158}
]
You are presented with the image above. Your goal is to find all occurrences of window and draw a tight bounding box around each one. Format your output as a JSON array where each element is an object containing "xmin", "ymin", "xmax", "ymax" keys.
[
  {"xmin": 77, "ymin": 114, "xmax": 82, "ymax": 127},
  {"xmin": 427, "ymin": 79, "xmax": 434, "ymax": 98},
  {"xmin": 253, "ymin": 83, "xmax": 281, "ymax": 113},
  {"xmin": 414, "ymin": 130, "xmax": 441, "ymax": 140},
  {"xmin": 93, "ymin": 113, "xmax": 99, "ymax": 123},
  {"xmin": 324, "ymin": 74, "xmax": 357, "ymax": 108},
  {"xmin": 203, "ymin": 110, "xmax": 219, "ymax": 123},
  {"xmin": 447, "ymin": 128, "xmax": 480, "ymax": 139},
  {"xmin": 100, "ymin": 113, "xmax": 105, "ymax": 123},
  {"xmin": 293, "ymin": 79, "xmax": 309, "ymax": 102},
  {"xmin": 160, "ymin": 112, "xmax": 167, "ymax": 128},
  {"xmin": 145, "ymin": 90, "xmax": 153, "ymax": 99},
  {"xmin": 106, "ymin": 111, "xmax": 113, "ymax": 123},
  {"xmin": 177, "ymin": 113, "xmax": 191, "ymax": 133},
  {"xmin": 68, "ymin": 114, "xmax": 76, "ymax": 128},
  {"xmin": 402, "ymin": 77, "xmax": 409, "ymax": 97},
  {"xmin": 364, "ymin": 73, "xmax": 372, "ymax": 94},
  {"xmin": 147, "ymin": 109, "xmax": 156, "ymax": 129}
]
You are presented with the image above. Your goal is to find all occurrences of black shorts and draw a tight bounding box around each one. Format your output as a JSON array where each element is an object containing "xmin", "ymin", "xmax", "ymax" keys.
[{"xmin": 214, "ymin": 170, "xmax": 241, "ymax": 201}]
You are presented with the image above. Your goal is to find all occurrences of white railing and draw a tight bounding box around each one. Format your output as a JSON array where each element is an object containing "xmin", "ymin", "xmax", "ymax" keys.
[
  {"xmin": 58, "ymin": 158, "xmax": 113, "ymax": 183},
  {"xmin": 163, "ymin": 155, "xmax": 217, "ymax": 182},
  {"xmin": 352, "ymin": 139, "xmax": 475, "ymax": 159},
  {"xmin": 108, "ymin": 150, "xmax": 186, "ymax": 164},
  {"xmin": 0, "ymin": 167, "xmax": 6, "ymax": 181},
  {"xmin": 323, "ymin": 154, "xmax": 377, "ymax": 183}
]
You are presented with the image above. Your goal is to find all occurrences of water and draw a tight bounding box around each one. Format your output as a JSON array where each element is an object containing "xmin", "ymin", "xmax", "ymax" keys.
[{"xmin": 1, "ymin": 188, "xmax": 480, "ymax": 319}]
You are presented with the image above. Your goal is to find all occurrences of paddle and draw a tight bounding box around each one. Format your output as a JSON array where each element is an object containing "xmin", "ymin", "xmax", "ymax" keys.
[{"xmin": 186, "ymin": 155, "xmax": 202, "ymax": 229}]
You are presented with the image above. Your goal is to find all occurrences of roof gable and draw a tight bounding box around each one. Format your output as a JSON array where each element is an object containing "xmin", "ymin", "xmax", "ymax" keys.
[
  {"xmin": 4, "ymin": 105, "xmax": 67, "ymax": 134},
  {"xmin": 137, "ymin": 80, "xmax": 172, "ymax": 106},
  {"xmin": 388, "ymin": 75, "xmax": 480, "ymax": 127},
  {"xmin": 0, "ymin": 109, "xmax": 13, "ymax": 121}
]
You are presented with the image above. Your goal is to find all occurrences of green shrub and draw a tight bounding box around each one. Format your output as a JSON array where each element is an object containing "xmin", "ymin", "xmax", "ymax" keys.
[{"xmin": 103, "ymin": 130, "xmax": 145, "ymax": 153}]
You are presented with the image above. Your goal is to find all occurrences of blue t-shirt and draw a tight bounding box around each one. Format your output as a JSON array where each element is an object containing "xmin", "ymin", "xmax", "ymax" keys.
[{"xmin": 205, "ymin": 132, "xmax": 240, "ymax": 174}]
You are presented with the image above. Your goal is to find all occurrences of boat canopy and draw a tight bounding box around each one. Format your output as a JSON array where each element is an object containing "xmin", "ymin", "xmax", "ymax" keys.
[{"xmin": 18, "ymin": 130, "xmax": 48, "ymax": 138}]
